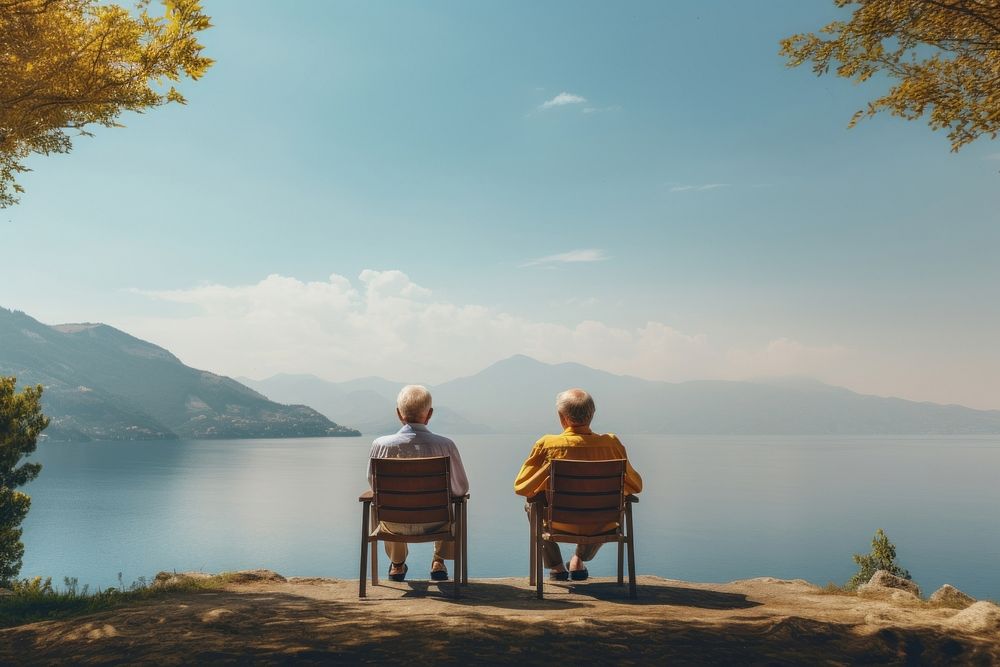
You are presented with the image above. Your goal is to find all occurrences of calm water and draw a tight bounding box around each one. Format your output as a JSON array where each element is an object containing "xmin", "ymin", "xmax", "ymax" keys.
[{"xmin": 20, "ymin": 435, "xmax": 1000, "ymax": 599}]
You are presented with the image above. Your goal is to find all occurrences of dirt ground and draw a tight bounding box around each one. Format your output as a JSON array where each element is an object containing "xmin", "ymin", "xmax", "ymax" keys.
[{"xmin": 3, "ymin": 573, "xmax": 999, "ymax": 665}]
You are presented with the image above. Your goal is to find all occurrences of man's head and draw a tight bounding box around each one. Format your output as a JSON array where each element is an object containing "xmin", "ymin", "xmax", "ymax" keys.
[
  {"xmin": 556, "ymin": 388, "xmax": 595, "ymax": 428},
  {"xmin": 396, "ymin": 384, "xmax": 434, "ymax": 425}
]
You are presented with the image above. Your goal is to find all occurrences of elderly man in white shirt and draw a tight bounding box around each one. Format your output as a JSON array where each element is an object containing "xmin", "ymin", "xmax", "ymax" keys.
[{"xmin": 368, "ymin": 384, "xmax": 469, "ymax": 582}]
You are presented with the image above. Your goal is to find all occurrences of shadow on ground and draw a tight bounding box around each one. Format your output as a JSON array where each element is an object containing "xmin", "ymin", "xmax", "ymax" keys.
[{"xmin": 1, "ymin": 579, "xmax": 997, "ymax": 666}]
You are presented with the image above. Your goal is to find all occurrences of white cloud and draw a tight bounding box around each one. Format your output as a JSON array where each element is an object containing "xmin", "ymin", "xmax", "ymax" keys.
[
  {"xmin": 582, "ymin": 105, "xmax": 622, "ymax": 114},
  {"xmin": 668, "ymin": 183, "xmax": 730, "ymax": 193},
  {"xmin": 539, "ymin": 92, "xmax": 587, "ymax": 110},
  {"xmin": 521, "ymin": 249, "xmax": 609, "ymax": 267},
  {"xmin": 123, "ymin": 270, "xmax": 850, "ymax": 387}
]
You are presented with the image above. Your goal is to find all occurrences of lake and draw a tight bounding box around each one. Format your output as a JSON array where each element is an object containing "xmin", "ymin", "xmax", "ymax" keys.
[{"xmin": 19, "ymin": 434, "xmax": 1000, "ymax": 599}]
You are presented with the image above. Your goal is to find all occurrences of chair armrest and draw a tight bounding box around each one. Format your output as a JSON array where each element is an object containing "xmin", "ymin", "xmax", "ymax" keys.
[
  {"xmin": 358, "ymin": 490, "xmax": 373, "ymax": 502},
  {"xmin": 625, "ymin": 494, "xmax": 639, "ymax": 504},
  {"xmin": 451, "ymin": 494, "xmax": 470, "ymax": 502},
  {"xmin": 526, "ymin": 493, "xmax": 547, "ymax": 505}
]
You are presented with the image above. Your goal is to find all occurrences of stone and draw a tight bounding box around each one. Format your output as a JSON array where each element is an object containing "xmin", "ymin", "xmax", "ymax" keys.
[
  {"xmin": 153, "ymin": 571, "xmax": 213, "ymax": 587},
  {"xmin": 947, "ymin": 601, "xmax": 1000, "ymax": 633},
  {"xmin": 857, "ymin": 570, "xmax": 921, "ymax": 598},
  {"xmin": 200, "ymin": 608, "xmax": 238, "ymax": 624},
  {"xmin": 224, "ymin": 569, "xmax": 286, "ymax": 584},
  {"xmin": 929, "ymin": 584, "xmax": 976, "ymax": 609}
]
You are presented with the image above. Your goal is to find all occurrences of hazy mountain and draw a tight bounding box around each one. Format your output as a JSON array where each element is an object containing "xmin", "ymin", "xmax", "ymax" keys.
[
  {"xmin": 241, "ymin": 374, "xmax": 491, "ymax": 435},
  {"xmin": 0, "ymin": 308, "xmax": 360, "ymax": 441},
  {"xmin": 434, "ymin": 355, "xmax": 1000, "ymax": 435},
  {"xmin": 249, "ymin": 355, "xmax": 1000, "ymax": 436}
]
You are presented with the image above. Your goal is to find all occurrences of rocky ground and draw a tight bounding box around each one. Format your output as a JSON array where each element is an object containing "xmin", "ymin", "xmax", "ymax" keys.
[{"xmin": 2, "ymin": 570, "xmax": 1000, "ymax": 665}]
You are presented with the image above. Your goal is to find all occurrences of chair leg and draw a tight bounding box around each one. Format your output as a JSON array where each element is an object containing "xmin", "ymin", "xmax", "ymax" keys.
[
  {"xmin": 617, "ymin": 539, "xmax": 624, "ymax": 586},
  {"xmin": 535, "ymin": 518, "xmax": 544, "ymax": 600},
  {"xmin": 528, "ymin": 505, "xmax": 537, "ymax": 587},
  {"xmin": 454, "ymin": 533, "xmax": 461, "ymax": 599},
  {"xmin": 625, "ymin": 504, "xmax": 637, "ymax": 600},
  {"xmin": 461, "ymin": 501, "xmax": 469, "ymax": 585},
  {"xmin": 359, "ymin": 503, "xmax": 370, "ymax": 598},
  {"xmin": 370, "ymin": 510, "xmax": 379, "ymax": 586}
]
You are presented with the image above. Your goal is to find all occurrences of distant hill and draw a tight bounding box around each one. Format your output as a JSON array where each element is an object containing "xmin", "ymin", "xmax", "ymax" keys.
[
  {"xmin": 0, "ymin": 308, "xmax": 360, "ymax": 441},
  {"xmin": 240, "ymin": 374, "xmax": 491, "ymax": 435},
  {"xmin": 248, "ymin": 355, "xmax": 1000, "ymax": 436}
]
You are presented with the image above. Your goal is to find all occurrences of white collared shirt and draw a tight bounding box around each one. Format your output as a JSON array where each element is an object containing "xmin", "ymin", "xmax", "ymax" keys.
[{"xmin": 367, "ymin": 423, "xmax": 470, "ymax": 496}]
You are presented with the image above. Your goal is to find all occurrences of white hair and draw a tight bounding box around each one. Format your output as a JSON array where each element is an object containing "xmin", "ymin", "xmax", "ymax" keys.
[
  {"xmin": 397, "ymin": 384, "xmax": 433, "ymax": 422},
  {"xmin": 556, "ymin": 388, "xmax": 595, "ymax": 426}
]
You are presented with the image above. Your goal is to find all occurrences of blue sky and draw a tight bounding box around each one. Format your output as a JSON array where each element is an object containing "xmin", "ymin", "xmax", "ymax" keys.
[{"xmin": 3, "ymin": 1, "xmax": 999, "ymax": 407}]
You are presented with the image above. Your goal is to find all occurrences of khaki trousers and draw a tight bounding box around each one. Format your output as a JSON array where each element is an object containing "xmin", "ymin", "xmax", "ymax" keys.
[
  {"xmin": 380, "ymin": 521, "xmax": 454, "ymax": 564},
  {"xmin": 540, "ymin": 539, "xmax": 602, "ymax": 569},
  {"xmin": 525, "ymin": 504, "xmax": 603, "ymax": 568}
]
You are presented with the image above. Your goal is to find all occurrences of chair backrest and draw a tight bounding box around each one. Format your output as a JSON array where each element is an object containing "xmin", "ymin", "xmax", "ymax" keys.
[
  {"xmin": 547, "ymin": 459, "xmax": 626, "ymax": 532},
  {"xmin": 371, "ymin": 456, "xmax": 453, "ymax": 525}
]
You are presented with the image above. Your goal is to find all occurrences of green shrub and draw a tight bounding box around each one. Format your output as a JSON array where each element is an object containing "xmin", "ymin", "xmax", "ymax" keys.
[
  {"xmin": 0, "ymin": 377, "xmax": 49, "ymax": 586},
  {"xmin": 845, "ymin": 528, "xmax": 911, "ymax": 591},
  {"xmin": 0, "ymin": 571, "xmax": 224, "ymax": 627}
]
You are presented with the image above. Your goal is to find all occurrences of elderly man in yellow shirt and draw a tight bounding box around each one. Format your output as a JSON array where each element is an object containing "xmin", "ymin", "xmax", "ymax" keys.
[{"xmin": 514, "ymin": 388, "xmax": 642, "ymax": 581}]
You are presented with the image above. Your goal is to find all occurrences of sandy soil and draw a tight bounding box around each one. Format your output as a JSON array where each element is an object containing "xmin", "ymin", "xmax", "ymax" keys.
[{"xmin": 2, "ymin": 573, "xmax": 999, "ymax": 665}]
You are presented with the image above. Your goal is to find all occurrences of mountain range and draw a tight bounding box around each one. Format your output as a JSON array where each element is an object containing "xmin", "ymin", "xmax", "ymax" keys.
[
  {"xmin": 5, "ymin": 304, "xmax": 1000, "ymax": 441},
  {"xmin": 0, "ymin": 308, "xmax": 360, "ymax": 441},
  {"xmin": 244, "ymin": 354, "xmax": 1000, "ymax": 436}
]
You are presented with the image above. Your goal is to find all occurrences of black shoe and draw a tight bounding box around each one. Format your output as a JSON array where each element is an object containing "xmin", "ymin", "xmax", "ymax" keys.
[
  {"xmin": 430, "ymin": 568, "xmax": 449, "ymax": 581},
  {"xmin": 388, "ymin": 563, "xmax": 408, "ymax": 582},
  {"xmin": 548, "ymin": 569, "xmax": 569, "ymax": 581},
  {"xmin": 568, "ymin": 562, "xmax": 589, "ymax": 581}
]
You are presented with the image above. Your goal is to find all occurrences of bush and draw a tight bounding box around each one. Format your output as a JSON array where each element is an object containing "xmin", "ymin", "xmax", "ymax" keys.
[
  {"xmin": 845, "ymin": 528, "xmax": 911, "ymax": 591},
  {"xmin": 0, "ymin": 377, "xmax": 49, "ymax": 586},
  {"xmin": 0, "ymin": 571, "xmax": 221, "ymax": 627}
]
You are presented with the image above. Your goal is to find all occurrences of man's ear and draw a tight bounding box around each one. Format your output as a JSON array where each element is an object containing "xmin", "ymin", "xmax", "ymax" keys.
[
  {"xmin": 397, "ymin": 407, "xmax": 405, "ymax": 424},
  {"xmin": 426, "ymin": 407, "xmax": 434, "ymax": 423}
]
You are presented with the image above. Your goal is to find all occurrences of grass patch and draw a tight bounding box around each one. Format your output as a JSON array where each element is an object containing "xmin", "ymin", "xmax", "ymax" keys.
[
  {"xmin": 0, "ymin": 572, "xmax": 229, "ymax": 628},
  {"xmin": 817, "ymin": 581, "xmax": 852, "ymax": 596}
]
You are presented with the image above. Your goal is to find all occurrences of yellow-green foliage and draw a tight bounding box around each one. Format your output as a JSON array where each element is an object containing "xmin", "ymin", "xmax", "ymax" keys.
[
  {"xmin": 0, "ymin": 0, "xmax": 214, "ymax": 206},
  {"xmin": 781, "ymin": 1, "xmax": 1000, "ymax": 151}
]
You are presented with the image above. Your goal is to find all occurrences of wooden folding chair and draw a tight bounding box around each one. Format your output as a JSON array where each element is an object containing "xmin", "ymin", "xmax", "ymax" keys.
[
  {"xmin": 527, "ymin": 458, "xmax": 638, "ymax": 599},
  {"xmin": 359, "ymin": 456, "xmax": 468, "ymax": 598}
]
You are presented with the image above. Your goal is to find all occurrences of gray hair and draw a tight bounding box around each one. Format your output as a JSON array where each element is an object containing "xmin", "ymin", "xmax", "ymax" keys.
[
  {"xmin": 397, "ymin": 384, "xmax": 433, "ymax": 422},
  {"xmin": 556, "ymin": 388, "xmax": 595, "ymax": 426}
]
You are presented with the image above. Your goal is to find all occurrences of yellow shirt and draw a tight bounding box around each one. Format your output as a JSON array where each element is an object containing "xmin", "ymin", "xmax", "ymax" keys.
[{"xmin": 513, "ymin": 426, "xmax": 643, "ymax": 534}]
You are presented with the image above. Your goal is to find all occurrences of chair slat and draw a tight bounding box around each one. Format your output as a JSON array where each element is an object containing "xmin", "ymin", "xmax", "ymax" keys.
[
  {"xmin": 373, "ymin": 457, "xmax": 449, "ymax": 476},
  {"xmin": 377, "ymin": 490, "xmax": 450, "ymax": 508},
  {"xmin": 552, "ymin": 493, "xmax": 622, "ymax": 510},
  {"xmin": 377, "ymin": 507, "xmax": 451, "ymax": 524},
  {"xmin": 551, "ymin": 459, "xmax": 625, "ymax": 478},
  {"xmin": 550, "ymin": 507, "xmax": 622, "ymax": 525},
  {"xmin": 376, "ymin": 475, "xmax": 447, "ymax": 493},
  {"xmin": 553, "ymin": 476, "xmax": 623, "ymax": 494}
]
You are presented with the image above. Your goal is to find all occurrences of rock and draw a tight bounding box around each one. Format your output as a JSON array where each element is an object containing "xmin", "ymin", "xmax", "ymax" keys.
[
  {"xmin": 929, "ymin": 584, "xmax": 976, "ymax": 609},
  {"xmin": 201, "ymin": 608, "xmax": 238, "ymax": 624},
  {"xmin": 857, "ymin": 570, "xmax": 920, "ymax": 598},
  {"xmin": 153, "ymin": 571, "xmax": 213, "ymax": 587},
  {"xmin": 947, "ymin": 601, "xmax": 1000, "ymax": 633},
  {"xmin": 224, "ymin": 569, "xmax": 286, "ymax": 584}
]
